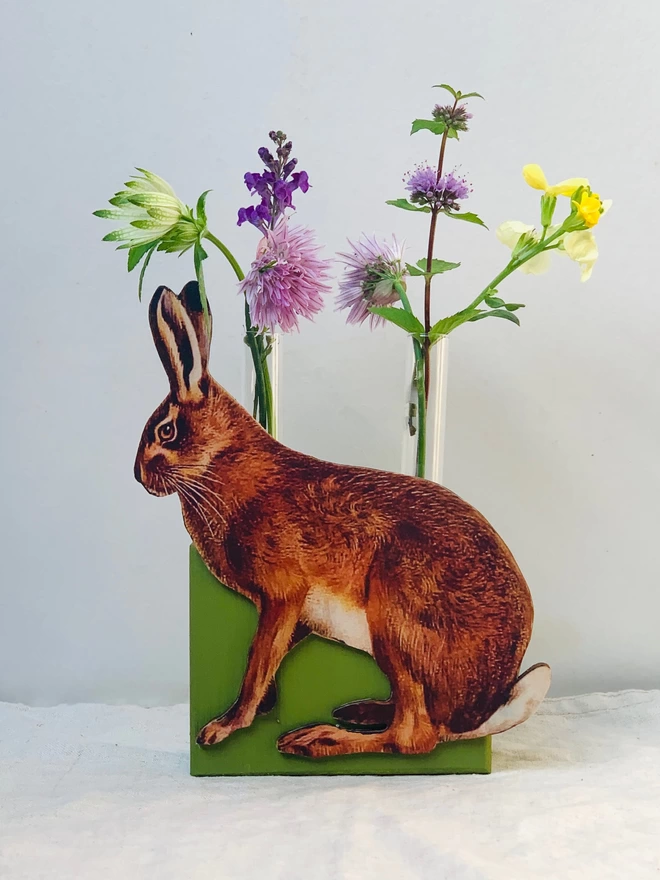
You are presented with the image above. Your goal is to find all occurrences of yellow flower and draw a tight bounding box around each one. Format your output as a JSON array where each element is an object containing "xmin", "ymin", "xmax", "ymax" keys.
[
  {"xmin": 563, "ymin": 230, "xmax": 598, "ymax": 282},
  {"xmin": 573, "ymin": 190, "xmax": 608, "ymax": 227},
  {"xmin": 522, "ymin": 164, "xmax": 588, "ymax": 197}
]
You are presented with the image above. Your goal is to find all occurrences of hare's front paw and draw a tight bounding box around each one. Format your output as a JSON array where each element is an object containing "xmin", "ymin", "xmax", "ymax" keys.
[{"xmin": 196, "ymin": 715, "xmax": 246, "ymax": 747}]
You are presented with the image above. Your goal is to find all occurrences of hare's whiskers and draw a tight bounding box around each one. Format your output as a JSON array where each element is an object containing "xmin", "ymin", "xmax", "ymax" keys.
[
  {"xmin": 178, "ymin": 489, "xmax": 217, "ymax": 539},
  {"xmin": 175, "ymin": 474, "xmax": 225, "ymax": 511},
  {"xmin": 177, "ymin": 475, "xmax": 231, "ymax": 513},
  {"xmin": 176, "ymin": 479, "xmax": 221, "ymax": 521},
  {"xmin": 183, "ymin": 481, "xmax": 227, "ymax": 526},
  {"xmin": 169, "ymin": 467, "xmax": 232, "ymax": 513},
  {"xmin": 172, "ymin": 480, "xmax": 221, "ymax": 538},
  {"xmin": 172, "ymin": 466, "xmax": 228, "ymax": 487}
]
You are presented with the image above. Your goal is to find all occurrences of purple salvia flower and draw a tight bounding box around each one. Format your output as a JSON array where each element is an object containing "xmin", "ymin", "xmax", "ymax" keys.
[
  {"xmin": 292, "ymin": 170, "xmax": 309, "ymax": 193},
  {"xmin": 238, "ymin": 221, "xmax": 332, "ymax": 333},
  {"xmin": 237, "ymin": 203, "xmax": 271, "ymax": 233},
  {"xmin": 238, "ymin": 131, "xmax": 311, "ymax": 230},
  {"xmin": 404, "ymin": 164, "xmax": 471, "ymax": 212},
  {"xmin": 257, "ymin": 147, "xmax": 276, "ymax": 168},
  {"xmin": 335, "ymin": 234, "xmax": 407, "ymax": 329}
]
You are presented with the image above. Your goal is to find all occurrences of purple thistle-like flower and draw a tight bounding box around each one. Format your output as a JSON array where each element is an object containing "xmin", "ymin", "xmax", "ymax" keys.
[
  {"xmin": 238, "ymin": 130, "xmax": 310, "ymax": 232},
  {"xmin": 238, "ymin": 221, "xmax": 332, "ymax": 333},
  {"xmin": 404, "ymin": 164, "xmax": 471, "ymax": 212},
  {"xmin": 336, "ymin": 234, "xmax": 407, "ymax": 329}
]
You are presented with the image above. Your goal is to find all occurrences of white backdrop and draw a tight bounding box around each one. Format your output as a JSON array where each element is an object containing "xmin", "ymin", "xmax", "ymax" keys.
[{"xmin": 1, "ymin": 0, "xmax": 658, "ymax": 705}]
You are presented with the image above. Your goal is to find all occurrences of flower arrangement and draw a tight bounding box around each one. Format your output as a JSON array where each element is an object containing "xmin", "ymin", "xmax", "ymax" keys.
[
  {"xmin": 335, "ymin": 83, "xmax": 610, "ymax": 477},
  {"xmin": 95, "ymin": 83, "xmax": 609, "ymax": 478},
  {"xmin": 94, "ymin": 132, "xmax": 331, "ymax": 436}
]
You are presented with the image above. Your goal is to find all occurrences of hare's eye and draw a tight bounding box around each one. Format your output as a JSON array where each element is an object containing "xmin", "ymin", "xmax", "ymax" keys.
[{"xmin": 157, "ymin": 420, "xmax": 176, "ymax": 443}]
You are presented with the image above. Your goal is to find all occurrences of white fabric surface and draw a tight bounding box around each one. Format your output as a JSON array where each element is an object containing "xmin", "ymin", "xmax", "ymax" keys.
[{"xmin": 1, "ymin": 690, "xmax": 659, "ymax": 879}]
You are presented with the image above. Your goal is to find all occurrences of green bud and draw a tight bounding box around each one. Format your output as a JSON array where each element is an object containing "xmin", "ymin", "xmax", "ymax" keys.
[
  {"xmin": 511, "ymin": 230, "xmax": 537, "ymax": 260},
  {"xmin": 540, "ymin": 194, "xmax": 557, "ymax": 228},
  {"xmin": 559, "ymin": 212, "xmax": 587, "ymax": 234},
  {"xmin": 557, "ymin": 184, "xmax": 589, "ymax": 233}
]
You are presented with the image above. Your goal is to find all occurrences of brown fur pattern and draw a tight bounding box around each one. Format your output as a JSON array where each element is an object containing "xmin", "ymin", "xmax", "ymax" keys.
[{"xmin": 134, "ymin": 283, "xmax": 549, "ymax": 757}]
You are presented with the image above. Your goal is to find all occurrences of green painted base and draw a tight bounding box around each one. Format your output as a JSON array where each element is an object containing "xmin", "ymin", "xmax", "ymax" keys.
[{"xmin": 190, "ymin": 546, "xmax": 491, "ymax": 776}]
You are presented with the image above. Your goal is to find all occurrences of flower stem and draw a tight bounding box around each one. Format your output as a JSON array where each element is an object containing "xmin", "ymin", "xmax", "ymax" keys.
[
  {"xmin": 423, "ymin": 211, "xmax": 439, "ymax": 339},
  {"xmin": 204, "ymin": 231, "xmax": 244, "ymax": 282},
  {"xmin": 466, "ymin": 227, "xmax": 566, "ymax": 313},
  {"xmin": 412, "ymin": 339, "xmax": 427, "ymax": 478},
  {"xmin": 193, "ymin": 245, "xmax": 209, "ymax": 332},
  {"xmin": 260, "ymin": 333, "xmax": 277, "ymax": 438},
  {"xmin": 244, "ymin": 300, "xmax": 267, "ymax": 423},
  {"xmin": 409, "ymin": 100, "xmax": 457, "ymax": 478},
  {"xmin": 395, "ymin": 281, "xmax": 427, "ymax": 478},
  {"xmin": 204, "ymin": 230, "xmax": 276, "ymax": 436},
  {"xmin": 421, "ymin": 98, "xmax": 458, "ymax": 410}
]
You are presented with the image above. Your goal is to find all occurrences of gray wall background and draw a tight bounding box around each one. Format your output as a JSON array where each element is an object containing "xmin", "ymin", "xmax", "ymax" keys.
[{"xmin": 1, "ymin": 0, "xmax": 658, "ymax": 704}]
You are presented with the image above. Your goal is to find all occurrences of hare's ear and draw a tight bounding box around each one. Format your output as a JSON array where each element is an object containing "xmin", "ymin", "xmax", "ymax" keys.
[
  {"xmin": 178, "ymin": 280, "xmax": 212, "ymax": 369},
  {"xmin": 149, "ymin": 286, "xmax": 206, "ymax": 403}
]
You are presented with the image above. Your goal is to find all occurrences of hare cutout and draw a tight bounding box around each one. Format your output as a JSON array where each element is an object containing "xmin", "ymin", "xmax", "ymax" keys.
[{"xmin": 135, "ymin": 283, "xmax": 551, "ymax": 757}]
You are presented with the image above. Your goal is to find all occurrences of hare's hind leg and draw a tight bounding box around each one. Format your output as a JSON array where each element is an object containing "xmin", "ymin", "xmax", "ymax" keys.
[
  {"xmin": 277, "ymin": 723, "xmax": 389, "ymax": 757},
  {"xmin": 277, "ymin": 687, "xmax": 435, "ymax": 757},
  {"xmin": 332, "ymin": 698, "xmax": 394, "ymax": 728},
  {"xmin": 447, "ymin": 663, "xmax": 552, "ymax": 740},
  {"xmin": 277, "ymin": 653, "xmax": 437, "ymax": 758},
  {"xmin": 278, "ymin": 546, "xmax": 445, "ymax": 758},
  {"xmin": 278, "ymin": 547, "xmax": 441, "ymax": 758}
]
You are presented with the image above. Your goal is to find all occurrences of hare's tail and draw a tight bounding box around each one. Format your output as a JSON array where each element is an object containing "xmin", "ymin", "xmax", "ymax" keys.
[{"xmin": 450, "ymin": 663, "xmax": 552, "ymax": 741}]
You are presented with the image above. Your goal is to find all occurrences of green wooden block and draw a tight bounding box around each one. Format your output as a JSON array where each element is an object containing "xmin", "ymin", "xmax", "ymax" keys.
[{"xmin": 190, "ymin": 545, "xmax": 491, "ymax": 776}]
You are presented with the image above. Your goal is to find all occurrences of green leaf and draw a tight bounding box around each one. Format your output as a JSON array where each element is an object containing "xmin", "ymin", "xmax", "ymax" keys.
[
  {"xmin": 484, "ymin": 294, "xmax": 504, "ymax": 308},
  {"xmin": 193, "ymin": 240, "xmax": 210, "ymax": 319},
  {"xmin": 417, "ymin": 258, "xmax": 461, "ymax": 276},
  {"xmin": 444, "ymin": 211, "xmax": 488, "ymax": 229},
  {"xmin": 368, "ymin": 306, "xmax": 424, "ymax": 335},
  {"xmin": 429, "ymin": 308, "xmax": 480, "ymax": 341},
  {"xmin": 406, "ymin": 259, "xmax": 460, "ymax": 278},
  {"xmin": 505, "ymin": 303, "xmax": 525, "ymax": 311},
  {"xmin": 432, "ymin": 83, "xmax": 458, "ymax": 98},
  {"xmin": 446, "ymin": 127, "xmax": 459, "ymax": 139},
  {"xmin": 386, "ymin": 198, "xmax": 431, "ymax": 214},
  {"xmin": 411, "ymin": 118, "xmax": 446, "ymax": 136},
  {"xmin": 428, "ymin": 299, "xmax": 520, "ymax": 340},
  {"xmin": 137, "ymin": 242, "xmax": 158, "ymax": 301},
  {"xmin": 406, "ymin": 263, "xmax": 426, "ymax": 276},
  {"xmin": 127, "ymin": 241, "xmax": 155, "ymax": 272},
  {"xmin": 459, "ymin": 91, "xmax": 484, "ymax": 100},
  {"xmin": 468, "ymin": 308, "xmax": 521, "ymax": 326},
  {"xmin": 193, "ymin": 239, "xmax": 208, "ymax": 270},
  {"xmin": 195, "ymin": 190, "xmax": 211, "ymax": 226}
]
